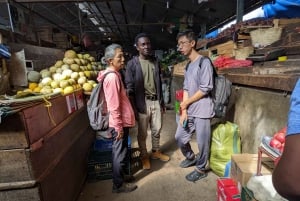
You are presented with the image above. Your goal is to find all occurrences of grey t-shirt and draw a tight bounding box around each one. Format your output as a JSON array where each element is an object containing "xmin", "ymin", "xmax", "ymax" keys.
[{"xmin": 183, "ymin": 56, "xmax": 214, "ymax": 118}]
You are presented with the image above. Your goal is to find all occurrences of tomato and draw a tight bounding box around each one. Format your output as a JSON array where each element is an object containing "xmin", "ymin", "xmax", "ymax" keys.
[
  {"xmin": 279, "ymin": 126, "xmax": 287, "ymax": 134},
  {"xmin": 270, "ymin": 138, "xmax": 282, "ymax": 149},
  {"xmin": 274, "ymin": 132, "xmax": 286, "ymax": 144}
]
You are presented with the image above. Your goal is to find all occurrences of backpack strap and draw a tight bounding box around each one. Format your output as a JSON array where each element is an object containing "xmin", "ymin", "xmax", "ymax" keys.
[
  {"xmin": 199, "ymin": 56, "xmax": 218, "ymax": 78},
  {"xmin": 185, "ymin": 56, "xmax": 217, "ymax": 78},
  {"xmin": 184, "ymin": 61, "xmax": 191, "ymax": 71},
  {"xmin": 95, "ymin": 71, "xmax": 121, "ymax": 105}
]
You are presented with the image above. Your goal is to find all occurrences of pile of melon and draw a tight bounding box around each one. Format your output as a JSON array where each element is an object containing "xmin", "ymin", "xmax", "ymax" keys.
[{"xmin": 26, "ymin": 50, "xmax": 103, "ymax": 95}]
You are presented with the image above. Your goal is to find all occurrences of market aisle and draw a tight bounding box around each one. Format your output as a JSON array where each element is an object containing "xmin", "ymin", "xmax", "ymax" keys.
[{"xmin": 77, "ymin": 110, "xmax": 218, "ymax": 201}]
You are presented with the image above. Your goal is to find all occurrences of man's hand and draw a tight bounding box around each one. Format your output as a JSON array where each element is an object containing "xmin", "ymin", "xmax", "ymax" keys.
[
  {"xmin": 179, "ymin": 112, "xmax": 188, "ymax": 128},
  {"xmin": 180, "ymin": 100, "xmax": 189, "ymax": 110}
]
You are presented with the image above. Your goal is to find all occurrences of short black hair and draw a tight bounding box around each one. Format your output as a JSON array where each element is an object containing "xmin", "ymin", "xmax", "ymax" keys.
[
  {"xmin": 176, "ymin": 30, "xmax": 196, "ymax": 42},
  {"xmin": 134, "ymin": 33, "xmax": 150, "ymax": 45}
]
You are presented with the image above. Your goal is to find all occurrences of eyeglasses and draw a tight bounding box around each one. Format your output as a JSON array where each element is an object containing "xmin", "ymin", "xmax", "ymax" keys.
[{"xmin": 177, "ymin": 40, "xmax": 190, "ymax": 48}]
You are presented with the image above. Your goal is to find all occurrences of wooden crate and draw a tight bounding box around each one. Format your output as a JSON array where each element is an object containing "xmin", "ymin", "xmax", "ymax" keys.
[
  {"xmin": 173, "ymin": 60, "xmax": 189, "ymax": 76},
  {"xmin": 36, "ymin": 26, "xmax": 53, "ymax": 43},
  {"xmin": 0, "ymin": 90, "xmax": 84, "ymax": 149},
  {"xmin": 0, "ymin": 90, "xmax": 92, "ymax": 201},
  {"xmin": 273, "ymin": 18, "xmax": 300, "ymax": 28},
  {"xmin": 208, "ymin": 40, "xmax": 236, "ymax": 57},
  {"xmin": 30, "ymin": 107, "xmax": 90, "ymax": 180},
  {"xmin": 0, "ymin": 107, "xmax": 89, "ymax": 182}
]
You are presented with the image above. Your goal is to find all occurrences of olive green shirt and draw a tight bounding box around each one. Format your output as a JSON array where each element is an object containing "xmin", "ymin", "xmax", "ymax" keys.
[{"xmin": 139, "ymin": 58, "xmax": 156, "ymax": 96}]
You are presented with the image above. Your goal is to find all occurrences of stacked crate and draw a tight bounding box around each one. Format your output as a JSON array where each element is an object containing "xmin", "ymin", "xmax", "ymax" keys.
[
  {"xmin": 53, "ymin": 32, "xmax": 70, "ymax": 49},
  {"xmin": 87, "ymin": 135, "xmax": 142, "ymax": 182},
  {"xmin": 36, "ymin": 26, "xmax": 54, "ymax": 43},
  {"xmin": 0, "ymin": 90, "xmax": 94, "ymax": 201}
]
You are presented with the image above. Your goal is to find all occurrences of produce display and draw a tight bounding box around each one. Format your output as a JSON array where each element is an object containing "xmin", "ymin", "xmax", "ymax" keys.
[
  {"xmin": 23, "ymin": 50, "xmax": 104, "ymax": 95},
  {"xmin": 269, "ymin": 126, "xmax": 287, "ymax": 153}
]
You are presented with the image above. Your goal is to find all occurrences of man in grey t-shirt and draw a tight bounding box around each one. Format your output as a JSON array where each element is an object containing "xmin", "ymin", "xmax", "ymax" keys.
[{"xmin": 175, "ymin": 31, "xmax": 214, "ymax": 182}]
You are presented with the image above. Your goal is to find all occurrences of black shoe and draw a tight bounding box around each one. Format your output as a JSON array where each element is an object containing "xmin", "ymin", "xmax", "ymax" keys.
[
  {"xmin": 180, "ymin": 157, "xmax": 197, "ymax": 168},
  {"xmin": 185, "ymin": 170, "xmax": 208, "ymax": 182},
  {"xmin": 124, "ymin": 175, "xmax": 135, "ymax": 182},
  {"xmin": 112, "ymin": 183, "xmax": 137, "ymax": 193}
]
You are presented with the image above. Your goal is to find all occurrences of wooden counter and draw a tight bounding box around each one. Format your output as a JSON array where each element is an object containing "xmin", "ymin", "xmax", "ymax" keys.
[
  {"xmin": 219, "ymin": 60, "xmax": 300, "ymax": 92},
  {"xmin": 0, "ymin": 90, "xmax": 94, "ymax": 201}
]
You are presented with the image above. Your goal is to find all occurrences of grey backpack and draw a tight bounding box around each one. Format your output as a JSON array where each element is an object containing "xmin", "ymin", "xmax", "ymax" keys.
[
  {"xmin": 87, "ymin": 72, "xmax": 115, "ymax": 131},
  {"xmin": 200, "ymin": 56, "xmax": 232, "ymax": 118}
]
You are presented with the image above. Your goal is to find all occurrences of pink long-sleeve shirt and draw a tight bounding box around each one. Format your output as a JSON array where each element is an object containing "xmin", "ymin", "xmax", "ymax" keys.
[{"xmin": 97, "ymin": 69, "xmax": 135, "ymax": 132}]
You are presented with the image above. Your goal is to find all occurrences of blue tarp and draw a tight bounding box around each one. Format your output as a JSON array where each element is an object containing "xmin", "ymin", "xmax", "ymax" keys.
[
  {"xmin": 205, "ymin": 29, "xmax": 218, "ymax": 38},
  {"xmin": 263, "ymin": 0, "xmax": 300, "ymax": 18}
]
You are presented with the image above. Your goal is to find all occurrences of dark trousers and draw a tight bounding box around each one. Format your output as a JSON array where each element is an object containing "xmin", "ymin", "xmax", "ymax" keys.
[
  {"xmin": 175, "ymin": 117, "xmax": 211, "ymax": 171},
  {"xmin": 112, "ymin": 127, "xmax": 129, "ymax": 188}
]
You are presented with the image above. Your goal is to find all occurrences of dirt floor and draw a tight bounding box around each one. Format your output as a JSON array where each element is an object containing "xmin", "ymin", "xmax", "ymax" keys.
[{"xmin": 77, "ymin": 110, "xmax": 219, "ymax": 201}]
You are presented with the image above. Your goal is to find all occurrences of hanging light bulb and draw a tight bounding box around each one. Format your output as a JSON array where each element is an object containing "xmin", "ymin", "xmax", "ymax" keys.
[{"xmin": 166, "ymin": 1, "xmax": 169, "ymax": 9}]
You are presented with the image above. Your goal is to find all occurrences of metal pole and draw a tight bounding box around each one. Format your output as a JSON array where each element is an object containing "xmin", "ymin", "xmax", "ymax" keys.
[
  {"xmin": 236, "ymin": 0, "xmax": 244, "ymax": 23},
  {"xmin": 77, "ymin": 1, "xmax": 83, "ymax": 39},
  {"xmin": 7, "ymin": 0, "xmax": 15, "ymax": 32}
]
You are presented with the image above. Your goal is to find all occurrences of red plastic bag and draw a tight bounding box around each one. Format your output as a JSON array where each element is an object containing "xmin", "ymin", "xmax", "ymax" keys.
[{"xmin": 175, "ymin": 89, "xmax": 183, "ymax": 102}]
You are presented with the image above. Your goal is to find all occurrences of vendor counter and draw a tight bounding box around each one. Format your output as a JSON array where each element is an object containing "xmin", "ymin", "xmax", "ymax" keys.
[{"xmin": 0, "ymin": 90, "xmax": 94, "ymax": 201}]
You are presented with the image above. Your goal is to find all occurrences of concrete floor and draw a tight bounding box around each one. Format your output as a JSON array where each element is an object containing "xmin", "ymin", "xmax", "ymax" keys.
[{"xmin": 77, "ymin": 110, "xmax": 219, "ymax": 201}]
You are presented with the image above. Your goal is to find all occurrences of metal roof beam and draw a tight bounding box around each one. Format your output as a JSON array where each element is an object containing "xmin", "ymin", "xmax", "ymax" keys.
[
  {"xmin": 4, "ymin": 0, "xmax": 115, "ymax": 2},
  {"xmin": 105, "ymin": 1, "xmax": 124, "ymax": 42},
  {"xmin": 120, "ymin": 0, "xmax": 131, "ymax": 43},
  {"xmin": 14, "ymin": 1, "xmax": 72, "ymax": 34}
]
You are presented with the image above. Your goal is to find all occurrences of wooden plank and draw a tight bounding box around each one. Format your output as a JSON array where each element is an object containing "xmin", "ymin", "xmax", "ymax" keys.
[
  {"xmin": 208, "ymin": 40, "xmax": 235, "ymax": 57},
  {"xmin": 255, "ymin": 44, "xmax": 300, "ymax": 56},
  {"xmin": 22, "ymin": 92, "xmax": 79, "ymax": 145},
  {"xmin": 0, "ymin": 180, "xmax": 36, "ymax": 191},
  {"xmin": 273, "ymin": 18, "xmax": 300, "ymax": 28},
  {"xmin": 0, "ymin": 91, "xmax": 83, "ymax": 149},
  {"xmin": 30, "ymin": 107, "xmax": 90, "ymax": 180},
  {"xmin": 0, "ymin": 186, "xmax": 41, "ymax": 201},
  {"xmin": 0, "ymin": 149, "xmax": 33, "ymax": 183},
  {"xmin": 40, "ymin": 127, "xmax": 94, "ymax": 201},
  {"xmin": 226, "ymin": 73, "xmax": 299, "ymax": 92}
]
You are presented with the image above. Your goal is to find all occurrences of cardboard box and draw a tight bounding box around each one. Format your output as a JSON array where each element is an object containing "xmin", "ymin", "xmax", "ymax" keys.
[
  {"xmin": 217, "ymin": 178, "xmax": 241, "ymax": 201},
  {"xmin": 230, "ymin": 154, "xmax": 272, "ymax": 187},
  {"xmin": 241, "ymin": 187, "xmax": 258, "ymax": 201}
]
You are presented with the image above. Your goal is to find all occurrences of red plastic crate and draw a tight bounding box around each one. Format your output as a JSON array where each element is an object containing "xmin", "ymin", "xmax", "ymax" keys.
[{"xmin": 217, "ymin": 178, "xmax": 241, "ymax": 201}]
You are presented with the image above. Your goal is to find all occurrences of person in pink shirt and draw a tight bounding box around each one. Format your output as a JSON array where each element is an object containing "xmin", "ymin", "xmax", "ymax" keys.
[{"xmin": 97, "ymin": 43, "xmax": 137, "ymax": 193}]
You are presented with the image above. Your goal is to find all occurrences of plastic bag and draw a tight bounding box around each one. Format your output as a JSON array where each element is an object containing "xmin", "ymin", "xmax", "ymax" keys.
[{"xmin": 210, "ymin": 121, "xmax": 241, "ymax": 176}]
